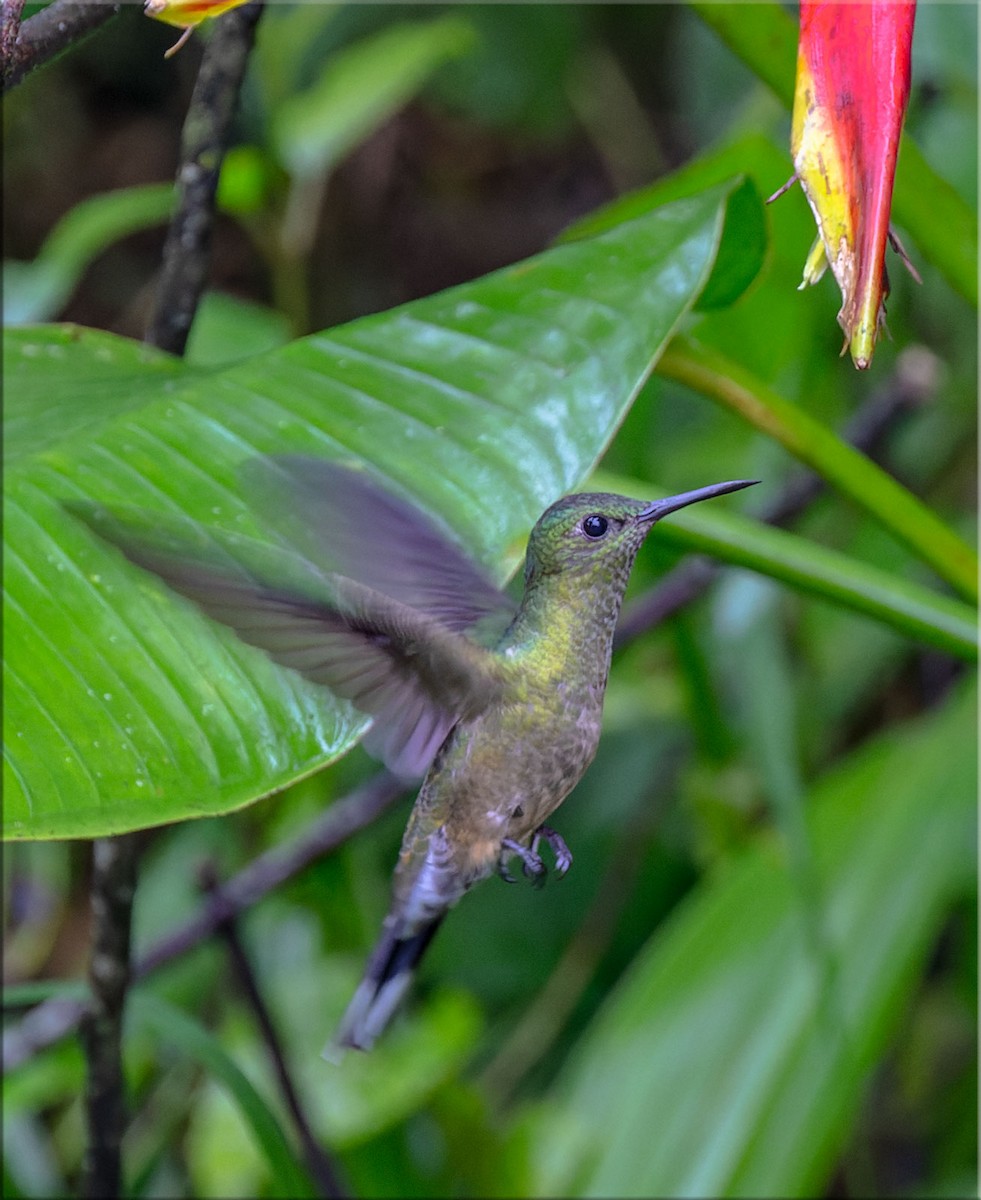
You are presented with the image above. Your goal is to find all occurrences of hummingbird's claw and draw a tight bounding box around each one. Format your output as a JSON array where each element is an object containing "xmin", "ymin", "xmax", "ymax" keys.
[
  {"xmin": 531, "ymin": 825, "xmax": 573, "ymax": 878},
  {"xmin": 500, "ymin": 838, "xmax": 547, "ymax": 888},
  {"xmin": 497, "ymin": 860, "xmax": 518, "ymax": 884}
]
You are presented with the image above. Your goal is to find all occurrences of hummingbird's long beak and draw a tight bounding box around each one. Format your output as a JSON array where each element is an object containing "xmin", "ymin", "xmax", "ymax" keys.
[{"xmin": 639, "ymin": 479, "xmax": 759, "ymax": 522}]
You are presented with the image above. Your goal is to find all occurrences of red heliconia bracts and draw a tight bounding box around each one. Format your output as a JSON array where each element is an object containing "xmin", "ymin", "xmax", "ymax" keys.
[{"xmin": 784, "ymin": 0, "xmax": 918, "ymax": 369}]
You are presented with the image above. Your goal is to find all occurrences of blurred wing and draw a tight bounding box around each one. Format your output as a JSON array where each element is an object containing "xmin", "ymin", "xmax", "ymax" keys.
[
  {"xmin": 243, "ymin": 456, "xmax": 517, "ymax": 641},
  {"xmin": 73, "ymin": 507, "xmax": 505, "ymax": 779}
]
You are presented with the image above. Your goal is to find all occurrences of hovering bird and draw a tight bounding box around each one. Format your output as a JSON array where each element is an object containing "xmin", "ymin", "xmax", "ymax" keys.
[{"xmin": 82, "ymin": 458, "xmax": 756, "ymax": 1050}]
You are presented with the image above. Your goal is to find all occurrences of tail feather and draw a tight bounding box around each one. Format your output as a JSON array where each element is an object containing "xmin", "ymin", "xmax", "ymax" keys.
[{"xmin": 326, "ymin": 916, "xmax": 444, "ymax": 1056}]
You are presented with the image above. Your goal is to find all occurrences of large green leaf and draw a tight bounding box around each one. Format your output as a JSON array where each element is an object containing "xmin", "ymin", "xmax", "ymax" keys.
[
  {"xmin": 530, "ymin": 679, "xmax": 977, "ymax": 1197},
  {"xmin": 562, "ymin": 172, "xmax": 767, "ymax": 315},
  {"xmin": 3, "ymin": 184, "xmax": 742, "ymax": 840}
]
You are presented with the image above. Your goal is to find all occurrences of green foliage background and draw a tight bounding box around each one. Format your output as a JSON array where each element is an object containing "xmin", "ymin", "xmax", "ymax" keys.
[{"xmin": 3, "ymin": 4, "xmax": 977, "ymax": 1198}]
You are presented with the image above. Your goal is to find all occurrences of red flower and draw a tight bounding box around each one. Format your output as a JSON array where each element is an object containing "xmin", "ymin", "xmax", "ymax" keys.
[{"xmin": 779, "ymin": 0, "xmax": 918, "ymax": 369}]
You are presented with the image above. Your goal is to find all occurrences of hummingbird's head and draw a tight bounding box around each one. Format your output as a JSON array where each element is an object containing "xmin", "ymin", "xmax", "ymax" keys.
[{"xmin": 523, "ymin": 480, "xmax": 757, "ymax": 585}]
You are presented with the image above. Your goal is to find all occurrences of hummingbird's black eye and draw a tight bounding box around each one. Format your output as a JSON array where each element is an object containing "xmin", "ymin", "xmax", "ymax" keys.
[{"xmin": 582, "ymin": 514, "xmax": 609, "ymax": 539}]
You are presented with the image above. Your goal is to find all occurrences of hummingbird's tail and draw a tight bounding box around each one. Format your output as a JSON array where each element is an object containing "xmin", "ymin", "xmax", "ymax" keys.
[{"xmin": 327, "ymin": 915, "xmax": 444, "ymax": 1055}]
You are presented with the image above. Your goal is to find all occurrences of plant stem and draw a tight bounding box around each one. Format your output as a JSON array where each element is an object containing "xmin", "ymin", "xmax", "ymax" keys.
[
  {"xmin": 618, "ymin": 352, "xmax": 934, "ymax": 645},
  {"xmin": 145, "ymin": 1, "xmax": 264, "ymax": 355},
  {"xmin": 657, "ymin": 336, "xmax": 978, "ymax": 604},
  {"xmin": 200, "ymin": 862, "xmax": 348, "ymax": 1199},
  {"xmin": 74, "ymin": 12, "xmax": 267, "ymax": 1195},
  {"xmin": 2, "ymin": 0, "xmax": 119, "ymax": 91},
  {"xmin": 2, "ymin": 772, "xmax": 404, "ymax": 1072},
  {"xmin": 79, "ymin": 833, "xmax": 143, "ymax": 1199}
]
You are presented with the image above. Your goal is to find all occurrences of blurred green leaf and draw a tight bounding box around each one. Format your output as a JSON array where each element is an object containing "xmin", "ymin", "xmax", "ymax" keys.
[
  {"xmin": 216, "ymin": 145, "xmax": 276, "ymax": 218},
  {"xmin": 251, "ymin": 4, "xmax": 343, "ymax": 113},
  {"xmin": 3, "ymin": 185, "xmax": 739, "ymax": 839},
  {"xmin": 530, "ymin": 678, "xmax": 977, "ymax": 1197},
  {"xmin": 3, "ymin": 1112, "xmax": 66, "ymax": 1199},
  {"xmin": 2, "ymin": 980, "xmax": 89, "ymax": 1008},
  {"xmin": 129, "ymin": 992, "xmax": 316, "ymax": 1199},
  {"xmin": 3, "ymin": 185, "xmax": 175, "ymax": 325},
  {"xmin": 692, "ymin": 177, "xmax": 768, "ymax": 312},
  {"xmin": 317, "ymin": 989, "xmax": 482, "ymax": 1148},
  {"xmin": 429, "ymin": 5, "xmax": 586, "ymax": 136},
  {"xmin": 271, "ymin": 16, "xmax": 475, "ymax": 179}
]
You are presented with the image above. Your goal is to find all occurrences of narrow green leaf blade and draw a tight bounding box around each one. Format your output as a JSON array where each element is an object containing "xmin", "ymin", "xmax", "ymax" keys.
[
  {"xmin": 272, "ymin": 17, "xmax": 475, "ymax": 178},
  {"xmin": 129, "ymin": 992, "xmax": 316, "ymax": 1200},
  {"xmin": 3, "ymin": 185, "xmax": 175, "ymax": 325},
  {"xmin": 658, "ymin": 338, "xmax": 979, "ymax": 605},
  {"xmin": 592, "ymin": 470, "xmax": 978, "ymax": 662}
]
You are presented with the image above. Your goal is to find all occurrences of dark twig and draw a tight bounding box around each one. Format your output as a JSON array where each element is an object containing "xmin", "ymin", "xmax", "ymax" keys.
[
  {"xmin": 616, "ymin": 348, "xmax": 935, "ymax": 647},
  {"xmin": 137, "ymin": 771, "xmax": 403, "ymax": 979},
  {"xmin": 71, "ymin": 13, "xmax": 267, "ymax": 1195},
  {"xmin": 199, "ymin": 863, "xmax": 348, "ymax": 1199},
  {"xmin": 79, "ymin": 833, "xmax": 145, "ymax": 1199},
  {"xmin": 144, "ymin": 0, "xmax": 264, "ymax": 354},
  {"xmin": 2, "ymin": 772, "xmax": 405, "ymax": 1072},
  {"xmin": 2, "ymin": 0, "xmax": 119, "ymax": 91},
  {"xmin": 1, "ymin": 0, "xmax": 26, "ymax": 81},
  {"xmin": 753, "ymin": 345, "xmax": 938, "ymax": 529}
]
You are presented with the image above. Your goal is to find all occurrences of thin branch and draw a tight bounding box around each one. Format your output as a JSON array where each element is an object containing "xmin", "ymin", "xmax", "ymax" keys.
[
  {"xmin": 2, "ymin": 0, "xmax": 119, "ymax": 92},
  {"xmin": 144, "ymin": 0, "xmax": 264, "ymax": 354},
  {"xmin": 67, "ymin": 13, "xmax": 268, "ymax": 1194},
  {"xmin": 2, "ymin": 772, "xmax": 405, "ymax": 1072},
  {"xmin": 79, "ymin": 833, "xmax": 144, "ymax": 1199},
  {"xmin": 200, "ymin": 863, "xmax": 348, "ymax": 1199},
  {"xmin": 1, "ymin": 0, "xmax": 26, "ymax": 79}
]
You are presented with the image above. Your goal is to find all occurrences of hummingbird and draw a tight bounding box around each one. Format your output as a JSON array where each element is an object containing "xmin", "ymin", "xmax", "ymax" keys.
[{"xmin": 79, "ymin": 458, "xmax": 756, "ymax": 1051}]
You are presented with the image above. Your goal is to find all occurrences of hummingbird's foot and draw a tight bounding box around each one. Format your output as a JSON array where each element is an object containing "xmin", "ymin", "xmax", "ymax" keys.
[
  {"xmin": 531, "ymin": 825, "xmax": 573, "ymax": 877},
  {"xmin": 499, "ymin": 838, "xmax": 547, "ymax": 889}
]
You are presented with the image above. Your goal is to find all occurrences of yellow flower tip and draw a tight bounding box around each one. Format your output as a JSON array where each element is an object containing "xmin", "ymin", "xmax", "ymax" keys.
[
  {"xmin": 849, "ymin": 289, "xmax": 893, "ymax": 370},
  {"xmin": 800, "ymin": 236, "xmax": 829, "ymax": 289}
]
